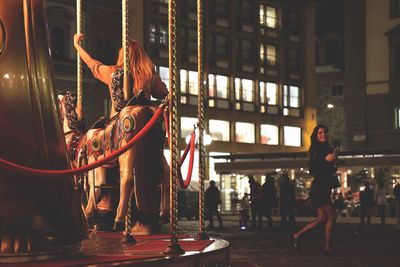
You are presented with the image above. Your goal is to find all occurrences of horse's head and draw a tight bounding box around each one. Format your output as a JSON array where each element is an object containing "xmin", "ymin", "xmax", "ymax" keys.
[{"xmin": 58, "ymin": 91, "xmax": 85, "ymax": 133}]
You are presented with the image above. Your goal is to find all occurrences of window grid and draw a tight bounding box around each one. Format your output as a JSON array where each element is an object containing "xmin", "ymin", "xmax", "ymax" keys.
[
  {"xmin": 208, "ymin": 74, "xmax": 228, "ymax": 99},
  {"xmin": 260, "ymin": 5, "xmax": 277, "ymax": 28},
  {"xmin": 235, "ymin": 78, "xmax": 254, "ymax": 102}
]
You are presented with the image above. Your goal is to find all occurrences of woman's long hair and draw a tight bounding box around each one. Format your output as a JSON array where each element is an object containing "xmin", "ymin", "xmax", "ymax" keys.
[
  {"xmin": 116, "ymin": 40, "xmax": 154, "ymax": 93},
  {"xmin": 309, "ymin": 124, "xmax": 329, "ymax": 153}
]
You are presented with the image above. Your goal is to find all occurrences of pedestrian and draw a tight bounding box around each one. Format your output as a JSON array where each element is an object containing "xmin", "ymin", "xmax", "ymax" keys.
[
  {"xmin": 262, "ymin": 173, "xmax": 277, "ymax": 226},
  {"xmin": 359, "ymin": 181, "xmax": 374, "ymax": 229},
  {"xmin": 290, "ymin": 124, "xmax": 338, "ymax": 255},
  {"xmin": 248, "ymin": 176, "xmax": 263, "ymax": 229},
  {"xmin": 393, "ymin": 182, "xmax": 400, "ymax": 230},
  {"xmin": 279, "ymin": 173, "xmax": 296, "ymax": 225},
  {"xmin": 375, "ymin": 180, "xmax": 386, "ymax": 226},
  {"xmin": 205, "ymin": 180, "xmax": 223, "ymax": 229},
  {"xmin": 239, "ymin": 193, "xmax": 250, "ymax": 229}
]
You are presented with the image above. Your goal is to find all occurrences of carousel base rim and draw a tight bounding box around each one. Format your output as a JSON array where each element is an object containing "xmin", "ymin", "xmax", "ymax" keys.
[{"xmin": 0, "ymin": 243, "xmax": 81, "ymax": 263}]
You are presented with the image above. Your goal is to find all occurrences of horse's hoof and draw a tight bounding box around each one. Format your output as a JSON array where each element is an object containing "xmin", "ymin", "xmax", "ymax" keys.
[
  {"xmin": 159, "ymin": 215, "xmax": 170, "ymax": 224},
  {"xmin": 113, "ymin": 221, "xmax": 125, "ymax": 232}
]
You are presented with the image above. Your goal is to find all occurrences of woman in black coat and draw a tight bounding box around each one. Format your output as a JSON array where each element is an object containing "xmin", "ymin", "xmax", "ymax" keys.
[{"xmin": 291, "ymin": 124, "xmax": 338, "ymax": 255}]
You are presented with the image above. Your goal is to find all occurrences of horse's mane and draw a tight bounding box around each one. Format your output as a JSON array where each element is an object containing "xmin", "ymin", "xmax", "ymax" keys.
[{"xmin": 64, "ymin": 91, "xmax": 86, "ymax": 132}]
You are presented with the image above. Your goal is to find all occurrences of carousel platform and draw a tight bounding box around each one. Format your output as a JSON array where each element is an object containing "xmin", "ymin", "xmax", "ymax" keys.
[{"xmin": 1, "ymin": 232, "xmax": 230, "ymax": 266}]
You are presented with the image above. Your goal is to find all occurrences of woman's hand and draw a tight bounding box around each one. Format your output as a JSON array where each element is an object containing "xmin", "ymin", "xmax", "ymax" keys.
[
  {"xmin": 325, "ymin": 153, "xmax": 337, "ymax": 162},
  {"xmin": 74, "ymin": 33, "xmax": 84, "ymax": 48}
]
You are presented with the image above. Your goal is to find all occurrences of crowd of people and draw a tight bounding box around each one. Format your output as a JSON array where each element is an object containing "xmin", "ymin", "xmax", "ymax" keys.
[{"xmin": 204, "ymin": 124, "xmax": 400, "ymax": 257}]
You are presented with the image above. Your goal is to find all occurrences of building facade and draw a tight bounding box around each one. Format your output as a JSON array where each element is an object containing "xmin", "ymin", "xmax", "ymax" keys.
[
  {"xmin": 345, "ymin": 0, "xmax": 400, "ymax": 151},
  {"xmin": 45, "ymin": 0, "xmax": 317, "ymax": 213}
]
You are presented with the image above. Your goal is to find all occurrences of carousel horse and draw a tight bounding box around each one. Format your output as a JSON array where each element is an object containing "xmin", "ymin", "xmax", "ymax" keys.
[{"xmin": 58, "ymin": 89, "xmax": 170, "ymax": 235}]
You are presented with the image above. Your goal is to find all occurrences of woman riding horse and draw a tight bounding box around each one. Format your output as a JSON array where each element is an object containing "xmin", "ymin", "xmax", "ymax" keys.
[
  {"xmin": 59, "ymin": 91, "xmax": 167, "ymax": 235},
  {"xmin": 71, "ymin": 35, "xmax": 170, "ymax": 234}
]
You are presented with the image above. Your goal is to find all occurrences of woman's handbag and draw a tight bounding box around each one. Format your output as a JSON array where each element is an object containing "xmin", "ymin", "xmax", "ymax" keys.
[{"xmin": 330, "ymin": 174, "xmax": 341, "ymax": 189}]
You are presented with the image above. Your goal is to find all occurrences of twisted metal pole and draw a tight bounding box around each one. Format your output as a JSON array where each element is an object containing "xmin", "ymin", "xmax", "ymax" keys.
[
  {"xmin": 76, "ymin": 0, "xmax": 83, "ymax": 120},
  {"xmin": 121, "ymin": 0, "xmax": 134, "ymax": 243},
  {"xmin": 196, "ymin": 0, "xmax": 208, "ymax": 240},
  {"xmin": 122, "ymin": 0, "xmax": 130, "ymax": 101},
  {"xmin": 164, "ymin": 0, "xmax": 184, "ymax": 255}
]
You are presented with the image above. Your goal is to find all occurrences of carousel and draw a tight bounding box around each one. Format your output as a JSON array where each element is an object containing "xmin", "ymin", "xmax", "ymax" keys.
[{"xmin": 0, "ymin": 0, "xmax": 230, "ymax": 266}]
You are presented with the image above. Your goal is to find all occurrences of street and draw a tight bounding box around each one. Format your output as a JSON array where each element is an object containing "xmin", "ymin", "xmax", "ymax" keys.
[{"xmin": 179, "ymin": 218, "xmax": 400, "ymax": 267}]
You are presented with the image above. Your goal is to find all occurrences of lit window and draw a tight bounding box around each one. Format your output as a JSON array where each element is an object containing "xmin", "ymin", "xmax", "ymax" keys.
[
  {"xmin": 159, "ymin": 66, "xmax": 169, "ymax": 88},
  {"xmin": 284, "ymin": 126, "xmax": 301, "ymax": 147},
  {"xmin": 235, "ymin": 122, "xmax": 255, "ymax": 143},
  {"xmin": 266, "ymin": 6, "xmax": 277, "ymax": 28},
  {"xmin": 260, "ymin": 124, "xmax": 279, "ymax": 145},
  {"xmin": 260, "ymin": 82, "xmax": 277, "ymax": 105},
  {"xmin": 283, "ymin": 85, "xmax": 300, "ymax": 108},
  {"xmin": 260, "ymin": 5, "xmax": 277, "ymax": 28},
  {"xmin": 149, "ymin": 24, "xmax": 156, "ymax": 43},
  {"xmin": 235, "ymin": 78, "xmax": 254, "ymax": 102},
  {"xmin": 181, "ymin": 117, "xmax": 197, "ymax": 138},
  {"xmin": 267, "ymin": 45, "xmax": 277, "ymax": 66},
  {"xmin": 209, "ymin": 120, "xmax": 230, "ymax": 141},
  {"xmin": 209, "ymin": 74, "xmax": 228, "ymax": 98},
  {"xmin": 180, "ymin": 69, "xmax": 198, "ymax": 95},
  {"xmin": 159, "ymin": 25, "xmax": 168, "ymax": 46},
  {"xmin": 260, "ymin": 44, "xmax": 264, "ymax": 61}
]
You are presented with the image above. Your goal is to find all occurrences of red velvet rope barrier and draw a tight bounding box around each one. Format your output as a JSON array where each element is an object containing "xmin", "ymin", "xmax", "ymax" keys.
[
  {"xmin": 178, "ymin": 131, "xmax": 195, "ymax": 189},
  {"xmin": 163, "ymin": 113, "xmax": 196, "ymax": 189},
  {"xmin": 0, "ymin": 107, "xmax": 164, "ymax": 177}
]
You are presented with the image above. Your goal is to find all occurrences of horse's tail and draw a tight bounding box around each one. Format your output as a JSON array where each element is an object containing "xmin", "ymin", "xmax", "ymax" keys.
[{"xmin": 134, "ymin": 106, "xmax": 163, "ymax": 214}]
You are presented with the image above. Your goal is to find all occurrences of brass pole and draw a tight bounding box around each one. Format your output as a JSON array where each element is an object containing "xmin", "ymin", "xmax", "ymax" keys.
[
  {"xmin": 76, "ymin": 0, "xmax": 83, "ymax": 120},
  {"xmin": 122, "ymin": 0, "xmax": 130, "ymax": 100},
  {"xmin": 196, "ymin": 0, "xmax": 208, "ymax": 240},
  {"xmin": 164, "ymin": 0, "xmax": 184, "ymax": 255},
  {"xmin": 121, "ymin": 0, "xmax": 134, "ymax": 243}
]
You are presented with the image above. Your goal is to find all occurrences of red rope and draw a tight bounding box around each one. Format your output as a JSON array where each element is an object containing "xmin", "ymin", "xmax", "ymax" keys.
[
  {"xmin": 0, "ymin": 107, "xmax": 164, "ymax": 177},
  {"xmin": 163, "ymin": 113, "xmax": 196, "ymax": 189},
  {"xmin": 178, "ymin": 131, "xmax": 195, "ymax": 189}
]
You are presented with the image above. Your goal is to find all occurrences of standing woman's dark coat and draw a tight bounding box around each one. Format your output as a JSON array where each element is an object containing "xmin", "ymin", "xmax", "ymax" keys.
[{"xmin": 309, "ymin": 141, "xmax": 337, "ymax": 208}]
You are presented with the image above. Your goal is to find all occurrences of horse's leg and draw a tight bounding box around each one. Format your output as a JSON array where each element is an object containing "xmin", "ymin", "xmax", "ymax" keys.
[
  {"xmin": 115, "ymin": 152, "xmax": 134, "ymax": 226},
  {"xmin": 85, "ymin": 165, "xmax": 106, "ymax": 218},
  {"xmin": 160, "ymin": 154, "xmax": 170, "ymax": 221}
]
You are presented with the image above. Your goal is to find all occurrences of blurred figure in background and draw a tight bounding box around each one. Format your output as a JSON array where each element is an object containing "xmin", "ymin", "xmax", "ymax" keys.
[
  {"xmin": 248, "ymin": 176, "xmax": 263, "ymax": 229},
  {"xmin": 205, "ymin": 180, "xmax": 223, "ymax": 229},
  {"xmin": 359, "ymin": 181, "xmax": 374, "ymax": 229},
  {"xmin": 279, "ymin": 173, "xmax": 296, "ymax": 226},
  {"xmin": 239, "ymin": 193, "xmax": 250, "ymax": 229},
  {"xmin": 262, "ymin": 173, "xmax": 277, "ymax": 226},
  {"xmin": 393, "ymin": 182, "xmax": 400, "ymax": 230},
  {"xmin": 375, "ymin": 180, "xmax": 386, "ymax": 226}
]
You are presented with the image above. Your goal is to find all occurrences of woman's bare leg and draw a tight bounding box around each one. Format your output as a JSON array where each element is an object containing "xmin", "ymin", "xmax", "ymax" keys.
[
  {"xmin": 293, "ymin": 208, "xmax": 326, "ymax": 239},
  {"xmin": 321, "ymin": 204, "xmax": 337, "ymax": 250}
]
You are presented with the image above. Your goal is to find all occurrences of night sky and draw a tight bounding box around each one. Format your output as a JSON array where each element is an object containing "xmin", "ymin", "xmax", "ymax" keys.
[{"xmin": 316, "ymin": 0, "xmax": 344, "ymax": 39}]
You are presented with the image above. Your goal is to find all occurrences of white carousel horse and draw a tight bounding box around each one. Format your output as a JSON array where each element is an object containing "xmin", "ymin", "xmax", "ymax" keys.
[{"xmin": 58, "ymin": 91, "xmax": 170, "ymax": 234}]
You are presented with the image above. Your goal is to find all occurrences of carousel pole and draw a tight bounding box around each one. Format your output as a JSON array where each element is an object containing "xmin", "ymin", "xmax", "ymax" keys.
[
  {"xmin": 121, "ymin": 0, "xmax": 135, "ymax": 243},
  {"xmin": 76, "ymin": 0, "xmax": 83, "ymax": 120},
  {"xmin": 122, "ymin": 0, "xmax": 131, "ymax": 101},
  {"xmin": 196, "ymin": 0, "xmax": 208, "ymax": 240},
  {"xmin": 164, "ymin": 0, "xmax": 184, "ymax": 255}
]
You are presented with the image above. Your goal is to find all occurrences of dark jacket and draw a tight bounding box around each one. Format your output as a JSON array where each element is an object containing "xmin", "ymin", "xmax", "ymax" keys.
[
  {"xmin": 394, "ymin": 184, "xmax": 400, "ymax": 201},
  {"xmin": 360, "ymin": 187, "xmax": 374, "ymax": 207},
  {"xmin": 205, "ymin": 186, "xmax": 221, "ymax": 210}
]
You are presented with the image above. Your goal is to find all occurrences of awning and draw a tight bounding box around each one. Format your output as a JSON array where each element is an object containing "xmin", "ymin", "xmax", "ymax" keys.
[{"xmin": 214, "ymin": 154, "xmax": 400, "ymax": 175}]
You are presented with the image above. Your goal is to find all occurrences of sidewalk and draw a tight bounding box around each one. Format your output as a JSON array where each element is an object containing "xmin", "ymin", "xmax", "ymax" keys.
[
  {"xmin": 220, "ymin": 214, "xmax": 398, "ymax": 225},
  {"xmin": 179, "ymin": 220, "xmax": 400, "ymax": 267}
]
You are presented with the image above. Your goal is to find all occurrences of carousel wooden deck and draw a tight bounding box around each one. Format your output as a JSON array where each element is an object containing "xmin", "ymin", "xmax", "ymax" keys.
[{"xmin": 1, "ymin": 232, "xmax": 230, "ymax": 266}]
